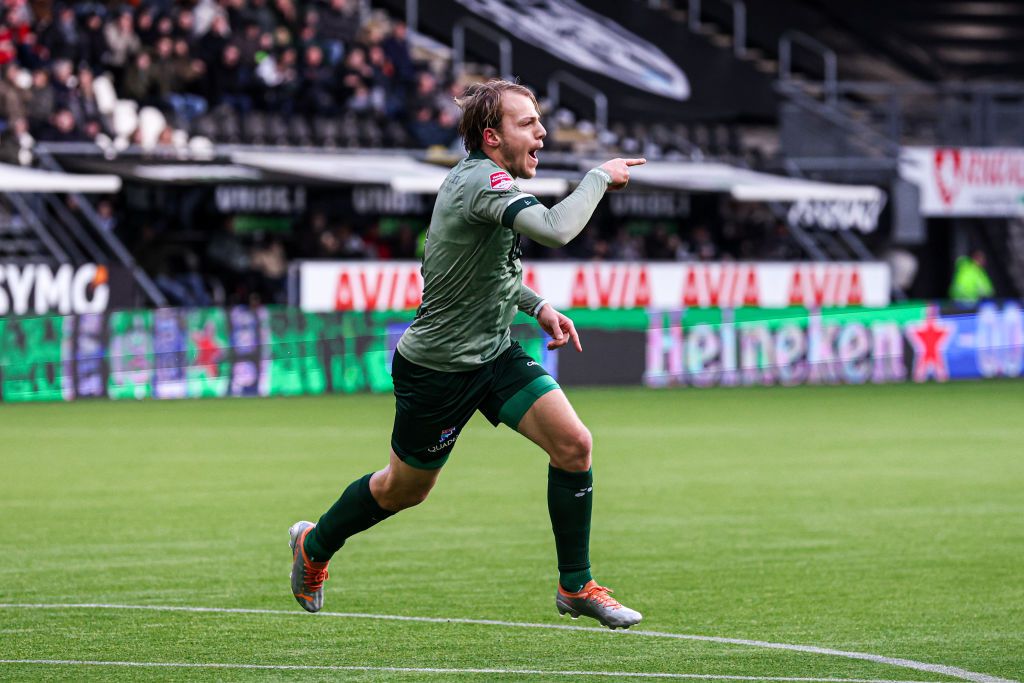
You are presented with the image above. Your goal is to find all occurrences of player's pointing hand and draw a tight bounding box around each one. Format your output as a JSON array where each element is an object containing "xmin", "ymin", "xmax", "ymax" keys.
[{"xmin": 599, "ymin": 157, "xmax": 646, "ymax": 191}]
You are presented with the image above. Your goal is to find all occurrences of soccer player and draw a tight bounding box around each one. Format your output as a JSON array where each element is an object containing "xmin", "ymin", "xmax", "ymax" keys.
[{"xmin": 290, "ymin": 79, "xmax": 645, "ymax": 629}]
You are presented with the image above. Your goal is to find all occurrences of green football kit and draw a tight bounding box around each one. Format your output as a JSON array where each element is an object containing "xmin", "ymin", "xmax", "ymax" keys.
[
  {"xmin": 302, "ymin": 150, "xmax": 617, "ymax": 603},
  {"xmin": 392, "ymin": 149, "xmax": 612, "ymax": 469}
]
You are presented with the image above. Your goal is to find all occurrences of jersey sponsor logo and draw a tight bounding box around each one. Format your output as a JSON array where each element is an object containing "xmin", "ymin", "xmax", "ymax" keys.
[{"xmin": 489, "ymin": 171, "xmax": 514, "ymax": 191}]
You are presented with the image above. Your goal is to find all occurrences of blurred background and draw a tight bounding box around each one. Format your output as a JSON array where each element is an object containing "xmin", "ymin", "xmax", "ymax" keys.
[{"xmin": 1, "ymin": 0, "xmax": 1022, "ymax": 400}]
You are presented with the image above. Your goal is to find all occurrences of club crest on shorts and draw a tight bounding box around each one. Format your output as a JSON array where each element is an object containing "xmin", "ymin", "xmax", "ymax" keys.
[
  {"xmin": 439, "ymin": 426, "xmax": 457, "ymax": 442},
  {"xmin": 489, "ymin": 171, "xmax": 514, "ymax": 191}
]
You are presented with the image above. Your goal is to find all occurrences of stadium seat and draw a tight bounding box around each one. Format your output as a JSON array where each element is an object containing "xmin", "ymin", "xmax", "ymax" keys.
[
  {"xmin": 243, "ymin": 112, "xmax": 268, "ymax": 146},
  {"xmin": 137, "ymin": 107, "xmax": 167, "ymax": 149},
  {"xmin": 314, "ymin": 117, "xmax": 341, "ymax": 148}
]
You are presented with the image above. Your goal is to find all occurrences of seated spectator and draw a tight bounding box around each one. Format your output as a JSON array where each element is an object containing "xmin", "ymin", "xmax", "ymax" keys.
[
  {"xmin": 691, "ymin": 225, "xmax": 718, "ymax": 261},
  {"xmin": 208, "ymin": 44, "xmax": 254, "ymax": 115},
  {"xmin": 0, "ymin": 64, "xmax": 29, "ymax": 124},
  {"xmin": 40, "ymin": 5, "xmax": 82, "ymax": 64},
  {"xmin": 0, "ymin": 117, "xmax": 35, "ymax": 165},
  {"xmin": 69, "ymin": 66, "xmax": 103, "ymax": 127},
  {"xmin": 197, "ymin": 13, "xmax": 231, "ymax": 66},
  {"xmin": 338, "ymin": 45, "xmax": 372, "ymax": 101},
  {"xmin": 1, "ymin": 21, "xmax": 20, "ymax": 67},
  {"xmin": 243, "ymin": 0, "xmax": 279, "ymax": 34},
  {"xmin": 135, "ymin": 9, "xmax": 158, "ymax": 46},
  {"xmin": 256, "ymin": 45, "xmax": 300, "ymax": 113},
  {"xmin": 122, "ymin": 51, "xmax": 154, "ymax": 104},
  {"xmin": 104, "ymin": 10, "xmax": 141, "ymax": 81},
  {"xmin": 50, "ymin": 59, "xmax": 77, "ymax": 111},
  {"xmin": 168, "ymin": 38, "xmax": 207, "ymax": 124},
  {"xmin": 320, "ymin": 0, "xmax": 361, "ymax": 61},
  {"xmin": 237, "ymin": 21, "xmax": 263, "ymax": 66},
  {"xmin": 275, "ymin": 0, "xmax": 300, "ymax": 33},
  {"xmin": 297, "ymin": 44, "xmax": 336, "ymax": 116},
  {"xmin": 175, "ymin": 8, "xmax": 197, "ymax": 46},
  {"xmin": 80, "ymin": 10, "xmax": 108, "ymax": 72},
  {"xmin": 382, "ymin": 20, "xmax": 415, "ymax": 86},
  {"xmin": 26, "ymin": 68, "xmax": 55, "ymax": 129},
  {"xmin": 149, "ymin": 36, "xmax": 182, "ymax": 105},
  {"xmin": 38, "ymin": 107, "xmax": 89, "ymax": 142},
  {"xmin": 407, "ymin": 105, "xmax": 457, "ymax": 148}
]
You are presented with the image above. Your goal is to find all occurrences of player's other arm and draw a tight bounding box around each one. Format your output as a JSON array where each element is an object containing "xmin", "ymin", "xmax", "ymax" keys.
[{"xmin": 511, "ymin": 158, "xmax": 645, "ymax": 248}]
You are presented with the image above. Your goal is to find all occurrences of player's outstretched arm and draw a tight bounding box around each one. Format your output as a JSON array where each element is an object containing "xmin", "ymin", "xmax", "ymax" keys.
[
  {"xmin": 512, "ymin": 158, "xmax": 646, "ymax": 248},
  {"xmin": 536, "ymin": 303, "xmax": 582, "ymax": 352}
]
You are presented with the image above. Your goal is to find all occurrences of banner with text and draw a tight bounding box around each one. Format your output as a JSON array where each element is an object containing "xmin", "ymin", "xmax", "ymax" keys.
[
  {"xmin": 644, "ymin": 302, "xmax": 1023, "ymax": 388},
  {"xmin": 0, "ymin": 263, "xmax": 135, "ymax": 316},
  {"xmin": 295, "ymin": 261, "xmax": 891, "ymax": 312},
  {"xmin": 1, "ymin": 302, "xmax": 1019, "ymax": 402},
  {"xmin": 900, "ymin": 147, "xmax": 1024, "ymax": 217}
]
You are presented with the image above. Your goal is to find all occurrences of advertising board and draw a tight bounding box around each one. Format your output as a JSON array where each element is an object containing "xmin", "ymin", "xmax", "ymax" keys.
[
  {"xmin": 1, "ymin": 303, "xmax": 1018, "ymax": 402},
  {"xmin": 295, "ymin": 261, "xmax": 892, "ymax": 312}
]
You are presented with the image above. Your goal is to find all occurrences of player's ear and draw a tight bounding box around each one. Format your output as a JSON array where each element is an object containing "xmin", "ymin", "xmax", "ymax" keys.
[{"xmin": 482, "ymin": 126, "xmax": 501, "ymax": 149}]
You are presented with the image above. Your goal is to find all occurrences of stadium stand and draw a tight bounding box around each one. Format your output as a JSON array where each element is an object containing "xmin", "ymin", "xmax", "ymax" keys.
[{"xmin": 1, "ymin": 0, "xmax": 1022, "ymax": 306}]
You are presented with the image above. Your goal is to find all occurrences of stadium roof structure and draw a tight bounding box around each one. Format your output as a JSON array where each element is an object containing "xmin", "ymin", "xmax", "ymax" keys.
[
  {"xmin": 231, "ymin": 151, "xmax": 570, "ymax": 196},
  {"xmin": 40, "ymin": 147, "xmax": 882, "ymax": 205},
  {"xmin": 602, "ymin": 160, "xmax": 884, "ymax": 203},
  {"xmin": 0, "ymin": 162, "xmax": 121, "ymax": 193}
]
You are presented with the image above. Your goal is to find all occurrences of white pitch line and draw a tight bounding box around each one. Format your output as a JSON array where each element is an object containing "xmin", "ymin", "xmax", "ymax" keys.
[
  {"xmin": 0, "ymin": 603, "xmax": 1016, "ymax": 683},
  {"xmin": 0, "ymin": 659, "xmax": 943, "ymax": 682}
]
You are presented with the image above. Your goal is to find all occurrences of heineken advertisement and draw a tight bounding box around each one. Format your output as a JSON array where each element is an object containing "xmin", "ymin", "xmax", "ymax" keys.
[
  {"xmin": 0, "ymin": 303, "xmax": 1020, "ymax": 402},
  {"xmin": 644, "ymin": 301, "xmax": 1023, "ymax": 387}
]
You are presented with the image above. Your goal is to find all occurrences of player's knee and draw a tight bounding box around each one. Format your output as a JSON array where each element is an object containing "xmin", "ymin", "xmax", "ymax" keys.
[
  {"xmin": 553, "ymin": 425, "xmax": 592, "ymax": 471},
  {"xmin": 374, "ymin": 471, "xmax": 435, "ymax": 511},
  {"xmin": 394, "ymin": 487, "xmax": 431, "ymax": 510},
  {"xmin": 378, "ymin": 485, "xmax": 431, "ymax": 511}
]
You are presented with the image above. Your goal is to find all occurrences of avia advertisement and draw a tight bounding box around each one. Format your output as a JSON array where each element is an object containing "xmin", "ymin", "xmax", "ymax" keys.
[
  {"xmin": 900, "ymin": 147, "xmax": 1024, "ymax": 217},
  {"xmin": 0, "ymin": 302, "xmax": 1019, "ymax": 403},
  {"xmin": 294, "ymin": 261, "xmax": 892, "ymax": 312}
]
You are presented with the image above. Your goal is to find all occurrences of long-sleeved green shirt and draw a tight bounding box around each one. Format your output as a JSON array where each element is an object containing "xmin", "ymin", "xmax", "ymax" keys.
[{"xmin": 396, "ymin": 150, "xmax": 610, "ymax": 371}]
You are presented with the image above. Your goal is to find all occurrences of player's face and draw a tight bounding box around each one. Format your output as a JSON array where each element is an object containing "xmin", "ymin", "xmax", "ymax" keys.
[{"xmin": 497, "ymin": 92, "xmax": 545, "ymax": 179}]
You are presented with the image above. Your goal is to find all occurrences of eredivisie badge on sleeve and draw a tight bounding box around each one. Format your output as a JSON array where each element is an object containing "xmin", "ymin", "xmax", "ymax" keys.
[{"xmin": 489, "ymin": 171, "xmax": 514, "ymax": 191}]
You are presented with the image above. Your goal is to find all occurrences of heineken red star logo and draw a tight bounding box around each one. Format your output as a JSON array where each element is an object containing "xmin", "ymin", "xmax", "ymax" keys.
[
  {"xmin": 906, "ymin": 306, "xmax": 954, "ymax": 382},
  {"xmin": 191, "ymin": 322, "xmax": 223, "ymax": 376}
]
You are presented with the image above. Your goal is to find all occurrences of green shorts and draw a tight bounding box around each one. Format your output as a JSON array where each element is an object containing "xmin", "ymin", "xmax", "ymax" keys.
[{"xmin": 390, "ymin": 341, "xmax": 560, "ymax": 470}]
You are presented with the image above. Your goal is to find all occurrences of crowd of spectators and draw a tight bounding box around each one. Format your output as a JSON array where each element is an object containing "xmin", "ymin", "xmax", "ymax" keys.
[
  {"xmin": 0, "ymin": 0, "xmax": 463, "ymax": 155},
  {"xmin": 0, "ymin": 0, "xmax": 806, "ymax": 306}
]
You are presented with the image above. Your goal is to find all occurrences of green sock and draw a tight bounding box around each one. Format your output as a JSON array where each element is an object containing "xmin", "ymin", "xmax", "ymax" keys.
[
  {"xmin": 547, "ymin": 465, "xmax": 594, "ymax": 593},
  {"xmin": 304, "ymin": 473, "xmax": 394, "ymax": 562}
]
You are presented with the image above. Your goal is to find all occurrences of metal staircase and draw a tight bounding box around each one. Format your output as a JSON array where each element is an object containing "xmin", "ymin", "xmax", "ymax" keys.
[{"xmin": 2, "ymin": 152, "xmax": 166, "ymax": 307}]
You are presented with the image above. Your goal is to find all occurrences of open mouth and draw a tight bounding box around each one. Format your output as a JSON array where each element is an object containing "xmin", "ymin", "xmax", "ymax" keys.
[{"xmin": 528, "ymin": 150, "xmax": 538, "ymax": 161}]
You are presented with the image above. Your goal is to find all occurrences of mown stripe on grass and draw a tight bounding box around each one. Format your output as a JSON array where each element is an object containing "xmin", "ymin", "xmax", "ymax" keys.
[
  {"xmin": 0, "ymin": 659, "xmax": 946, "ymax": 681},
  {"xmin": 0, "ymin": 603, "xmax": 1014, "ymax": 683}
]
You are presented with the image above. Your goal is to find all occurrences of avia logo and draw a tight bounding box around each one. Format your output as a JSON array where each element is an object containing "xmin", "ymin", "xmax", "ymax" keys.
[
  {"xmin": 526, "ymin": 361, "xmax": 538, "ymax": 367},
  {"xmin": 574, "ymin": 486, "xmax": 593, "ymax": 498},
  {"xmin": 934, "ymin": 148, "xmax": 963, "ymax": 206}
]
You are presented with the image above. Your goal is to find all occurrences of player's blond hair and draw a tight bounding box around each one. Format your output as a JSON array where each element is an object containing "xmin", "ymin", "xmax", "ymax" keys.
[{"xmin": 455, "ymin": 79, "xmax": 539, "ymax": 152}]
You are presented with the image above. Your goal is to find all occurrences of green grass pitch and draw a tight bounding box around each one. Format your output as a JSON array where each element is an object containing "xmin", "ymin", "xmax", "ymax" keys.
[{"xmin": 1, "ymin": 381, "xmax": 1022, "ymax": 682}]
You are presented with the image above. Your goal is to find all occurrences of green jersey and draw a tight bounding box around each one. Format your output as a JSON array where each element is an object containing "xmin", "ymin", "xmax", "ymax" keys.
[{"xmin": 397, "ymin": 150, "xmax": 545, "ymax": 371}]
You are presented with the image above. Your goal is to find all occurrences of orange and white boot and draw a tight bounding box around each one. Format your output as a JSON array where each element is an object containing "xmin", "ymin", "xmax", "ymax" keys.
[
  {"xmin": 288, "ymin": 521, "xmax": 329, "ymax": 613},
  {"xmin": 556, "ymin": 580, "xmax": 642, "ymax": 629}
]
